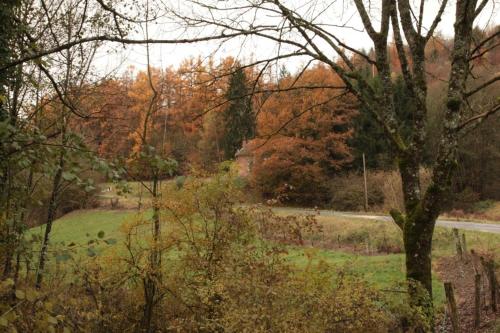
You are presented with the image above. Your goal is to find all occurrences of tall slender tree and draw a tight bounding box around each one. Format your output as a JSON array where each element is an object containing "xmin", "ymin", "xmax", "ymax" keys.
[{"xmin": 221, "ymin": 65, "xmax": 255, "ymax": 159}]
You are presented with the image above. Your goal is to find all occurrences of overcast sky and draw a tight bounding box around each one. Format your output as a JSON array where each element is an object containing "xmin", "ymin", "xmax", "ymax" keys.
[{"xmin": 93, "ymin": 0, "xmax": 499, "ymax": 76}]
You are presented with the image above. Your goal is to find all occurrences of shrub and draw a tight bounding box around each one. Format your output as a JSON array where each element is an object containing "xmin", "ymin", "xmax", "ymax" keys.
[
  {"xmin": 251, "ymin": 149, "xmax": 332, "ymax": 206},
  {"xmin": 471, "ymin": 200, "xmax": 495, "ymax": 212},
  {"xmin": 445, "ymin": 187, "xmax": 481, "ymax": 212},
  {"xmin": 58, "ymin": 183, "xmax": 100, "ymax": 214},
  {"xmin": 3, "ymin": 171, "xmax": 400, "ymax": 332},
  {"xmin": 121, "ymin": 170, "xmax": 393, "ymax": 331},
  {"xmin": 174, "ymin": 175, "xmax": 186, "ymax": 189},
  {"xmin": 329, "ymin": 172, "xmax": 384, "ymax": 211}
]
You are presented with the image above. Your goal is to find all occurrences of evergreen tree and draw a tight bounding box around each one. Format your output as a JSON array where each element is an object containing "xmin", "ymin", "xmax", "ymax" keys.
[
  {"xmin": 350, "ymin": 73, "xmax": 415, "ymax": 169},
  {"xmin": 221, "ymin": 66, "xmax": 255, "ymax": 159}
]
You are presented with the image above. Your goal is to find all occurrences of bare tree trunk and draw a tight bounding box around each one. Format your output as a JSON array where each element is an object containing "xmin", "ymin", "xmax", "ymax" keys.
[
  {"xmin": 142, "ymin": 173, "xmax": 161, "ymax": 333},
  {"xmin": 35, "ymin": 111, "xmax": 67, "ymax": 288},
  {"xmin": 402, "ymin": 211, "xmax": 436, "ymax": 325},
  {"xmin": 390, "ymin": 1, "xmax": 479, "ymax": 324},
  {"xmin": 35, "ymin": 147, "xmax": 65, "ymax": 288}
]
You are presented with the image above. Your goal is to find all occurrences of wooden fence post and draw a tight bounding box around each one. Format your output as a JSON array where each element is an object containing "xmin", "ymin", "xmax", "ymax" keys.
[
  {"xmin": 461, "ymin": 233, "xmax": 468, "ymax": 262},
  {"xmin": 461, "ymin": 233, "xmax": 467, "ymax": 254},
  {"xmin": 444, "ymin": 282, "xmax": 460, "ymax": 333},
  {"xmin": 474, "ymin": 274, "xmax": 481, "ymax": 328},
  {"xmin": 453, "ymin": 228, "xmax": 463, "ymax": 259},
  {"xmin": 486, "ymin": 259, "xmax": 497, "ymax": 312}
]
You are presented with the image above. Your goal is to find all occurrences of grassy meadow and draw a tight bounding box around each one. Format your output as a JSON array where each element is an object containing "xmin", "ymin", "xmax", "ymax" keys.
[{"xmin": 29, "ymin": 205, "xmax": 500, "ymax": 308}]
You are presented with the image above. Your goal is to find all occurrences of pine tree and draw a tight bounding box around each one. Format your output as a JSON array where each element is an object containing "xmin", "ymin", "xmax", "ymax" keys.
[
  {"xmin": 349, "ymin": 74, "xmax": 416, "ymax": 169},
  {"xmin": 221, "ymin": 65, "xmax": 255, "ymax": 159}
]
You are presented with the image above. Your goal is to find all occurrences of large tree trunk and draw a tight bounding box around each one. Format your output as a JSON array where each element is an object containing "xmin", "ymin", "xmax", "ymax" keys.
[
  {"xmin": 394, "ymin": 156, "xmax": 437, "ymax": 327},
  {"xmin": 403, "ymin": 211, "xmax": 436, "ymax": 312},
  {"xmin": 392, "ymin": 2, "xmax": 478, "ymax": 326}
]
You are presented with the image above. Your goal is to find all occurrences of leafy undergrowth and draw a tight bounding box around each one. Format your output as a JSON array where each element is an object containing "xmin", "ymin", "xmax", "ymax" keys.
[
  {"xmin": 19, "ymin": 175, "xmax": 498, "ymax": 332},
  {"xmin": 443, "ymin": 201, "xmax": 500, "ymax": 223},
  {"xmin": 29, "ymin": 207, "xmax": 499, "ymax": 304},
  {"xmin": 9, "ymin": 173, "xmax": 402, "ymax": 332},
  {"xmin": 31, "ymin": 209, "xmax": 446, "ymax": 303}
]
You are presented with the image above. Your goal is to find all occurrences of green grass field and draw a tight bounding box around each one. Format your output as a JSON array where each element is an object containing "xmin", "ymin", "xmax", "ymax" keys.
[
  {"xmin": 30, "ymin": 208, "xmax": 500, "ymax": 306},
  {"xmin": 31, "ymin": 208, "xmax": 500, "ymax": 301},
  {"xmin": 30, "ymin": 209, "xmax": 135, "ymax": 245}
]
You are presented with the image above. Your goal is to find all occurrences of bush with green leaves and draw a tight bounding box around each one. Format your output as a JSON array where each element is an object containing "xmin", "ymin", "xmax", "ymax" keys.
[{"xmin": 3, "ymin": 170, "xmax": 428, "ymax": 332}]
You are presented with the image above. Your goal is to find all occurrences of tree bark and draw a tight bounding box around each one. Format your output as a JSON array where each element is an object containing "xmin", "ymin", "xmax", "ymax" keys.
[
  {"xmin": 35, "ymin": 150, "xmax": 64, "ymax": 289},
  {"xmin": 141, "ymin": 173, "xmax": 161, "ymax": 333},
  {"xmin": 395, "ymin": 0, "xmax": 478, "ymax": 322},
  {"xmin": 35, "ymin": 114, "xmax": 67, "ymax": 289},
  {"xmin": 402, "ymin": 209, "xmax": 436, "ymax": 318}
]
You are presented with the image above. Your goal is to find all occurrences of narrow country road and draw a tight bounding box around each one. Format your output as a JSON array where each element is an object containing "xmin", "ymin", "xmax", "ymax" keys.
[{"xmin": 271, "ymin": 207, "xmax": 500, "ymax": 234}]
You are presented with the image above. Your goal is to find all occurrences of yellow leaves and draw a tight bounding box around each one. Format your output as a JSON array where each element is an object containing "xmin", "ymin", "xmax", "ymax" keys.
[
  {"xmin": 44, "ymin": 301, "xmax": 53, "ymax": 312},
  {"xmin": 0, "ymin": 310, "xmax": 18, "ymax": 331},
  {"xmin": 0, "ymin": 282, "xmax": 78, "ymax": 332},
  {"xmin": 1, "ymin": 278, "xmax": 14, "ymax": 289},
  {"xmin": 46, "ymin": 315, "xmax": 58, "ymax": 325},
  {"xmin": 26, "ymin": 289, "xmax": 38, "ymax": 302},
  {"xmin": 14, "ymin": 290, "xmax": 24, "ymax": 300}
]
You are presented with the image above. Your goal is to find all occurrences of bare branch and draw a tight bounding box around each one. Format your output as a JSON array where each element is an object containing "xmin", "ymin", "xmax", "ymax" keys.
[
  {"xmin": 425, "ymin": 0, "xmax": 449, "ymax": 41},
  {"xmin": 252, "ymin": 91, "xmax": 350, "ymax": 150},
  {"xmin": 457, "ymin": 102, "xmax": 500, "ymax": 131},
  {"xmin": 470, "ymin": 28, "xmax": 500, "ymax": 55},
  {"xmin": 398, "ymin": 0, "xmax": 418, "ymax": 42},
  {"xmin": 1, "ymin": 30, "xmax": 273, "ymax": 72},
  {"xmin": 465, "ymin": 73, "xmax": 500, "ymax": 97},
  {"xmin": 352, "ymin": 0, "xmax": 378, "ymax": 41},
  {"xmin": 193, "ymin": 84, "xmax": 348, "ymax": 121},
  {"xmin": 475, "ymin": 0, "xmax": 490, "ymax": 18},
  {"xmin": 470, "ymin": 41, "xmax": 500, "ymax": 60},
  {"xmin": 390, "ymin": 4, "xmax": 415, "ymax": 92}
]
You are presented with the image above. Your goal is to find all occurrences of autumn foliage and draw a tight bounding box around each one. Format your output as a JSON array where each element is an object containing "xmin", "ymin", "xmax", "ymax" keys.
[
  {"xmin": 250, "ymin": 64, "xmax": 356, "ymax": 205},
  {"xmin": 75, "ymin": 60, "xmax": 356, "ymax": 205}
]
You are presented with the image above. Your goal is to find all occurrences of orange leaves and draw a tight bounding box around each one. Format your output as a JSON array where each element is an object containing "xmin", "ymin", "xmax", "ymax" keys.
[
  {"xmin": 248, "ymin": 64, "xmax": 356, "ymax": 205},
  {"xmin": 77, "ymin": 60, "xmax": 359, "ymax": 178}
]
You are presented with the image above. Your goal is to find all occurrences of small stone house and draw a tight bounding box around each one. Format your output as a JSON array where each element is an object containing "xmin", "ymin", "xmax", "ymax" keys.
[{"xmin": 234, "ymin": 141, "xmax": 253, "ymax": 177}]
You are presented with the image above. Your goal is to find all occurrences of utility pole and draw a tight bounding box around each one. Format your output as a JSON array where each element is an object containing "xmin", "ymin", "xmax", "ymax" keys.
[{"xmin": 362, "ymin": 153, "xmax": 368, "ymax": 212}]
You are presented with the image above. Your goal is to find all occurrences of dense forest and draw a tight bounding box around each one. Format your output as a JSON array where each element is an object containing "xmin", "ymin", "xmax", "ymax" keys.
[
  {"xmin": 1, "ymin": 0, "xmax": 499, "ymax": 332},
  {"xmin": 44, "ymin": 36, "xmax": 499, "ymax": 212}
]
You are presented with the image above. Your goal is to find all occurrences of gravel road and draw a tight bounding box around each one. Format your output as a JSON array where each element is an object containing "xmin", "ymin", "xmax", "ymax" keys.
[{"xmin": 271, "ymin": 207, "xmax": 500, "ymax": 234}]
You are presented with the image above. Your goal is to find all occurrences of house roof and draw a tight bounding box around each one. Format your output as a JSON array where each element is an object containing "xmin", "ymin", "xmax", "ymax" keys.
[{"xmin": 235, "ymin": 141, "xmax": 252, "ymax": 157}]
